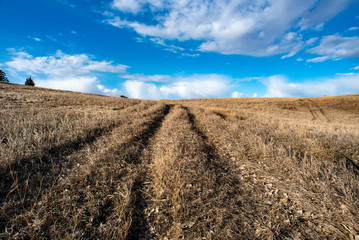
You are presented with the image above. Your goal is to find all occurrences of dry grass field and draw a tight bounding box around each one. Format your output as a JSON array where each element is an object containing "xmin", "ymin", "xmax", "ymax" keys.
[{"xmin": 1, "ymin": 82, "xmax": 359, "ymax": 239}]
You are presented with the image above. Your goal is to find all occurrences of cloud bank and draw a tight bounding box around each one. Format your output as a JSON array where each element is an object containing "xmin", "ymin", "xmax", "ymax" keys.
[
  {"xmin": 5, "ymin": 51, "xmax": 358, "ymax": 100},
  {"xmin": 123, "ymin": 74, "xmax": 233, "ymax": 99},
  {"xmin": 264, "ymin": 74, "xmax": 359, "ymax": 98},
  {"xmin": 107, "ymin": 0, "xmax": 354, "ymax": 57}
]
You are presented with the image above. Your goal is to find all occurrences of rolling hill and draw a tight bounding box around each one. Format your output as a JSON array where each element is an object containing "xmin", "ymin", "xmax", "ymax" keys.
[{"xmin": 1, "ymin": 82, "xmax": 358, "ymax": 239}]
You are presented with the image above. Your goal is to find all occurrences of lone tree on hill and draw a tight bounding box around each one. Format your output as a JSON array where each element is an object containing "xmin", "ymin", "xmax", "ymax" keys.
[
  {"xmin": 0, "ymin": 69, "xmax": 9, "ymax": 83},
  {"xmin": 25, "ymin": 76, "xmax": 35, "ymax": 86}
]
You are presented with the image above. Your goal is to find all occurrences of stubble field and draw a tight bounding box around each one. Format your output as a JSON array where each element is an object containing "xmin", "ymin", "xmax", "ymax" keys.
[{"xmin": 1, "ymin": 82, "xmax": 359, "ymax": 239}]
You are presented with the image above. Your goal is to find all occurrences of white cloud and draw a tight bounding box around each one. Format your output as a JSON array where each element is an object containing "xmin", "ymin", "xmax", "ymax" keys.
[
  {"xmin": 306, "ymin": 56, "xmax": 330, "ymax": 63},
  {"xmin": 111, "ymin": 0, "xmax": 142, "ymax": 13},
  {"xmin": 348, "ymin": 26, "xmax": 359, "ymax": 31},
  {"xmin": 95, "ymin": 84, "xmax": 122, "ymax": 96},
  {"xmin": 181, "ymin": 53, "xmax": 200, "ymax": 57},
  {"xmin": 354, "ymin": 66, "xmax": 359, "ymax": 70},
  {"xmin": 124, "ymin": 74, "xmax": 232, "ymax": 99},
  {"xmin": 336, "ymin": 72, "xmax": 355, "ymax": 76},
  {"xmin": 28, "ymin": 36, "xmax": 42, "ymax": 42},
  {"xmin": 297, "ymin": 57, "xmax": 304, "ymax": 62},
  {"xmin": 6, "ymin": 50, "xmax": 128, "ymax": 77},
  {"xmin": 236, "ymin": 77, "xmax": 262, "ymax": 82},
  {"xmin": 108, "ymin": 0, "xmax": 352, "ymax": 57},
  {"xmin": 231, "ymin": 91, "xmax": 244, "ymax": 98},
  {"xmin": 37, "ymin": 77, "xmax": 99, "ymax": 93},
  {"xmin": 264, "ymin": 74, "xmax": 359, "ymax": 98},
  {"xmin": 306, "ymin": 37, "xmax": 319, "ymax": 46},
  {"xmin": 123, "ymin": 81, "xmax": 163, "ymax": 99},
  {"xmin": 149, "ymin": 37, "xmax": 185, "ymax": 53},
  {"xmin": 313, "ymin": 23, "xmax": 325, "ymax": 31},
  {"xmin": 35, "ymin": 77, "xmax": 122, "ymax": 97},
  {"xmin": 6, "ymin": 50, "xmax": 126, "ymax": 96},
  {"xmin": 308, "ymin": 35, "xmax": 359, "ymax": 58}
]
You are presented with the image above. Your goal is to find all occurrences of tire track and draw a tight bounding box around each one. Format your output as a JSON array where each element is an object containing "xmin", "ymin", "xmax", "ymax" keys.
[
  {"xmin": 307, "ymin": 100, "xmax": 331, "ymax": 122},
  {"xmin": 181, "ymin": 106, "xmax": 231, "ymax": 184},
  {"xmin": 125, "ymin": 104, "xmax": 171, "ymax": 240},
  {"xmin": 82, "ymin": 104, "xmax": 172, "ymax": 239},
  {"xmin": 145, "ymin": 105, "xmax": 225, "ymax": 239},
  {"xmin": 174, "ymin": 106, "xmax": 252, "ymax": 239}
]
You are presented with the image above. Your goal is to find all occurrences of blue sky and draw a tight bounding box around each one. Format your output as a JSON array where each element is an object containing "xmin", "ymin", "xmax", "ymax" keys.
[{"xmin": 1, "ymin": 0, "xmax": 359, "ymax": 99}]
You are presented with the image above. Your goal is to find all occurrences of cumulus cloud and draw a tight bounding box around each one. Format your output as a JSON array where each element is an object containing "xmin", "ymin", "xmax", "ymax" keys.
[
  {"xmin": 36, "ymin": 77, "xmax": 99, "ymax": 92},
  {"xmin": 124, "ymin": 74, "xmax": 232, "ymax": 99},
  {"xmin": 264, "ymin": 74, "xmax": 359, "ymax": 98},
  {"xmin": 107, "ymin": 0, "xmax": 352, "ymax": 57},
  {"xmin": 6, "ymin": 50, "xmax": 128, "ymax": 76},
  {"xmin": 231, "ymin": 91, "xmax": 244, "ymax": 98},
  {"xmin": 6, "ymin": 50, "xmax": 125, "ymax": 96},
  {"xmin": 308, "ymin": 35, "xmax": 359, "ymax": 58}
]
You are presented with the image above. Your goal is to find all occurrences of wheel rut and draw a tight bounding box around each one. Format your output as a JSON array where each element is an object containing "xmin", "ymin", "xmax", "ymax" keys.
[
  {"xmin": 126, "ymin": 104, "xmax": 172, "ymax": 240},
  {"xmin": 306, "ymin": 100, "xmax": 331, "ymax": 122},
  {"xmin": 181, "ymin": 106, "xmax": 230, "ymax": 182}
]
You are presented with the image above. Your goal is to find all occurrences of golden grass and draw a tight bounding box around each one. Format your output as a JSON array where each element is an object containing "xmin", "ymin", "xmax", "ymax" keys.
[{"xmin": 1, "ymin": 82, "xmax": 359, "ymax": 239}]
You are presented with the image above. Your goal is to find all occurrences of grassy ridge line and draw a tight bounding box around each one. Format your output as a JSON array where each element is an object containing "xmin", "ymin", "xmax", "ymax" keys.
[
  {"xmin": 0, "ymin": 102, "xmax": 166, "ymax": 239},
  {"xmin": 189, "ymin": 105, "xmax": 359, "ymax": 239},
  {"xmin": 172, "ymin": 95, "xmax": 359, "ymax": 116},
  {"xmin": 0, "ymin": 82, "xmax": 142, "ymax": 110}
]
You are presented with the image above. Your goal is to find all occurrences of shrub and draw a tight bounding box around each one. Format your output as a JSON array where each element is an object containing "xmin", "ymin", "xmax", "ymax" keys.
[
  {"xmin": 0, "ymin": 69, "xmax": 9, "ymax": 83},
  {"xmin": 25, "ymin": 76, "xmax": 35, "ymax": 86}
]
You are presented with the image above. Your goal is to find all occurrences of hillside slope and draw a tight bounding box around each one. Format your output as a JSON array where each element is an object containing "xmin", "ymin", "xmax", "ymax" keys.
[{"xmin": 1, "ymin": 83, "xmax": 359, "ymax": 239}]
